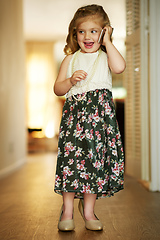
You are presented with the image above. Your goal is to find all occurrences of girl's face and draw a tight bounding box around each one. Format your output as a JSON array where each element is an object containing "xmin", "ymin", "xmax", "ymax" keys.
[{"xmin": 76, "ymin": 19, "xmax": 102, "ymax": 53}]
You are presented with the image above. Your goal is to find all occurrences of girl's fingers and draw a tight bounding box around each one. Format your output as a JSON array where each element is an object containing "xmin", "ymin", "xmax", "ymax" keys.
[
  {"xmin": 75, "ymin": 75, "xmax": 86, "ymax": 81},
  {"xmin": 77, "ymin": 70, "xmax": 87, "ymax": 78},
  {"xmin": 76, "ymin": 70, "xmax": 87, "ymax": 75},
  {"xmin": 73, "ymin": 71, "xmax": 87, "ymax": 81},
  {"xmin": 102, "ymin": 26, "xmax": 113, "ymax": 45},
  {"xmin": 104, "ymin": 26, "xmax": 113, "ymax": 36}
]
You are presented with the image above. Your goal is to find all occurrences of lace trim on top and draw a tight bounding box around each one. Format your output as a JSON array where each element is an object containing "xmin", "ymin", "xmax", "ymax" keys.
[{"xmin": 66, "ymin": 49, "xmax": 112, "ymax": 98}]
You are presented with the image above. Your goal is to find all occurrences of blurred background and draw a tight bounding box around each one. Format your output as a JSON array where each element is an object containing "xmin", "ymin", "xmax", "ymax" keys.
[
  {"xmin": 0, "ymin": 0, "xmax": 160, "ymax": 192},
  {"xmin": 24, "ymin": 0, "xmax": 126, "ymax": 153}
]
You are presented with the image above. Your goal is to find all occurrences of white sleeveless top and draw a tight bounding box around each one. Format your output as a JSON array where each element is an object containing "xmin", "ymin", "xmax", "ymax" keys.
[{"xmin": 66, "ymin": 49, "xmax": 112, "ymax": 98}]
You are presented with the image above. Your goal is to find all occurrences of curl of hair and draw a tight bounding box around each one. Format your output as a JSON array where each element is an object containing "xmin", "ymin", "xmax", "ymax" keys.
[{"xmin": 64, "ymin": 4, "xmax": 111, "ymax": 55}]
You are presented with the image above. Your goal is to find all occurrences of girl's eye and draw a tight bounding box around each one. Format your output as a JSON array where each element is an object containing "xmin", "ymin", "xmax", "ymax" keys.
[
  {"xmin": 91, "ymin": 30, "xmax": 97, "ymax": 33},
  {"xmin": 79, "ymin": 30, "xmax": 84, "ymax": 34}
]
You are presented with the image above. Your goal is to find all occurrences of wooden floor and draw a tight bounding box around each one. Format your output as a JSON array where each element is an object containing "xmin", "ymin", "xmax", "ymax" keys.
[{"xmin": 0, "ymin": 153, "xmax": 160, "ymax": 240}]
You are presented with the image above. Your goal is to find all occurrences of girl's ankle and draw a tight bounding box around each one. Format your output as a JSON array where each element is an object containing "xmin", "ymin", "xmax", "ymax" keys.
[
  {"xmin": 61, "ymin": 210, "xmax": 73, "ymax": 221},
  {"xmin": 61, "ymin": 205, "xmax": 73, "ymax": 221},
  {"xmin": 84, "ymin": 210, "xmax": 97, "ymax": 221}
]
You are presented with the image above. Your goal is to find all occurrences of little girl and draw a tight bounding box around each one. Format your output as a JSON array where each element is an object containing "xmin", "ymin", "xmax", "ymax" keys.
[{"xmin": 54, "ymin": 4, "xmax": 126, "ymax": 231}]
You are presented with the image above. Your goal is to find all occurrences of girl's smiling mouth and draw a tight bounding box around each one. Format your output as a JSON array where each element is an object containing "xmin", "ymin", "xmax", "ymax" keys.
[{"xmin": 84, "ymin": 41, "xmax": 94, "ymax": 48}]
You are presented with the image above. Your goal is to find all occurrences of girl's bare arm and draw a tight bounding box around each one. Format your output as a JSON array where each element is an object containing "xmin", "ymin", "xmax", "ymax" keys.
[
  {"xmin": 54, "ymin": 55, "xmax": 73, "ymax": 96},
  {"xmin": 54, "ymin": 55, "xmax": 87, "ymax": 96},
  {"xmin": 102, "ymin": 26, "xmax": 126, "ymax": 74}
]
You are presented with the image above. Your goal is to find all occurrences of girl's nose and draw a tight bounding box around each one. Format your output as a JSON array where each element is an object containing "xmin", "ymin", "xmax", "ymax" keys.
[{"xmin": 85, "ymin": 31, "xmax": 90, "ymax": 39}]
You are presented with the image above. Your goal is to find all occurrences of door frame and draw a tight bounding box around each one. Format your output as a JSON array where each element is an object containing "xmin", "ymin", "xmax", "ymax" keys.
[{"xmin": 149, "ymin": 0, "xmax": 160, "ymax": 191}]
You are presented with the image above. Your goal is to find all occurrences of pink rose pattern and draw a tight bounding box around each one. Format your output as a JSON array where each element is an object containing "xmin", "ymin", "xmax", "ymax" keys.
[{"xmin": 54, "ymin": 89, "xmax": 124, "ymax": 199}]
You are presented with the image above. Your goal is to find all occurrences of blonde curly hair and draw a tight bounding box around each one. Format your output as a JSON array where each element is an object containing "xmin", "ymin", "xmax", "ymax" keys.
[{"xmin": 64, "ymin": 4, "xmax": 111, "ymax": 55}]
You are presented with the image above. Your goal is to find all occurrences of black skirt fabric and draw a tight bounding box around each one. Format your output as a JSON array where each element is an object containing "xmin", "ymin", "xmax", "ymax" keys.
[{"xmin": 54, "ymin": 89, "xmax": 124, "ymax": 199}]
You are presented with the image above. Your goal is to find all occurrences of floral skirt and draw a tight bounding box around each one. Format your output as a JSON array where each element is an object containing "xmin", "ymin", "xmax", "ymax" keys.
[{"xmin": 54, "ymin": 89, "xmax": 124, "ymax": 199}]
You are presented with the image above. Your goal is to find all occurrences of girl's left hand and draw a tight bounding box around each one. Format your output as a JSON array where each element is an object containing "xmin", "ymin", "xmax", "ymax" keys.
[{"xmin": 102, "ymin": 26, "xmax": 113, "ymax": 44}]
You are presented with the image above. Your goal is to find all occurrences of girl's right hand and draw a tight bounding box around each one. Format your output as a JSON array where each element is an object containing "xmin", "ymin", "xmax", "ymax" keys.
[{"xmin": 70, "ymin": 70, "xmax": 87, "ymax": 86}]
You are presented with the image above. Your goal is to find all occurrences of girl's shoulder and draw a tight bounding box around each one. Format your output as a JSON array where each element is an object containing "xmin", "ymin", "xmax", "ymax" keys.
[
  {"xmin": 62, "ymin": 54, "xmax": 73, "ymax": 64},
  {"xmin": 60, "ymin": 54, "xmax": 73, "ymax": 69}
]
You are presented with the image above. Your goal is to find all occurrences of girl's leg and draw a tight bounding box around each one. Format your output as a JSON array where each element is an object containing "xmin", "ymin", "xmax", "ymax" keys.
[
  {"xmin": 83, "ymin": 193, "xmax": 97, "ymax": 221},
  {"xmin": 61, "ymin": 192, "xmax": 75, "ymax": 221}
]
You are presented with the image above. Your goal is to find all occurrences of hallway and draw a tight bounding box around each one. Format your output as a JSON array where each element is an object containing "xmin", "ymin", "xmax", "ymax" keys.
[{"xmin": 0, "ymin": 153, "xmax": 160, "ymax": 240}]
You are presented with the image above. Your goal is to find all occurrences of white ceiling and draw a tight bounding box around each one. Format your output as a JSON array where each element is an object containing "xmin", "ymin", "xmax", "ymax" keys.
[{"xmin": 23, "ymin": 0, "xmax": 126, "ymax": 41}]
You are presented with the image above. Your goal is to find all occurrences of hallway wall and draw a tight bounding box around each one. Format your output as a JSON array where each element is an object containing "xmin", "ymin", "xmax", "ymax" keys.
[{"xmin": 0, "ymin": 0, "xmax": 26, "ymax": 178}]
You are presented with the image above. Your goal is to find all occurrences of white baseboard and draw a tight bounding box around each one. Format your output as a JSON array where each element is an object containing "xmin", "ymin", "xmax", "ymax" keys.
[{"xmin": 0, "ymin": 158, "xmax": 26, "ymax": 179}]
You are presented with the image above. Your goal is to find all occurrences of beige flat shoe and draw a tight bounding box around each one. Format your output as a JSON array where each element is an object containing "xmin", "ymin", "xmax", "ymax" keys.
[
  {"xmin": 78, "ymin": 199, "xmax": 103, "ymax": 231},
  {"xmin": 58, "ymin": 205, "xmax": 75, "ymax": 231}
]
